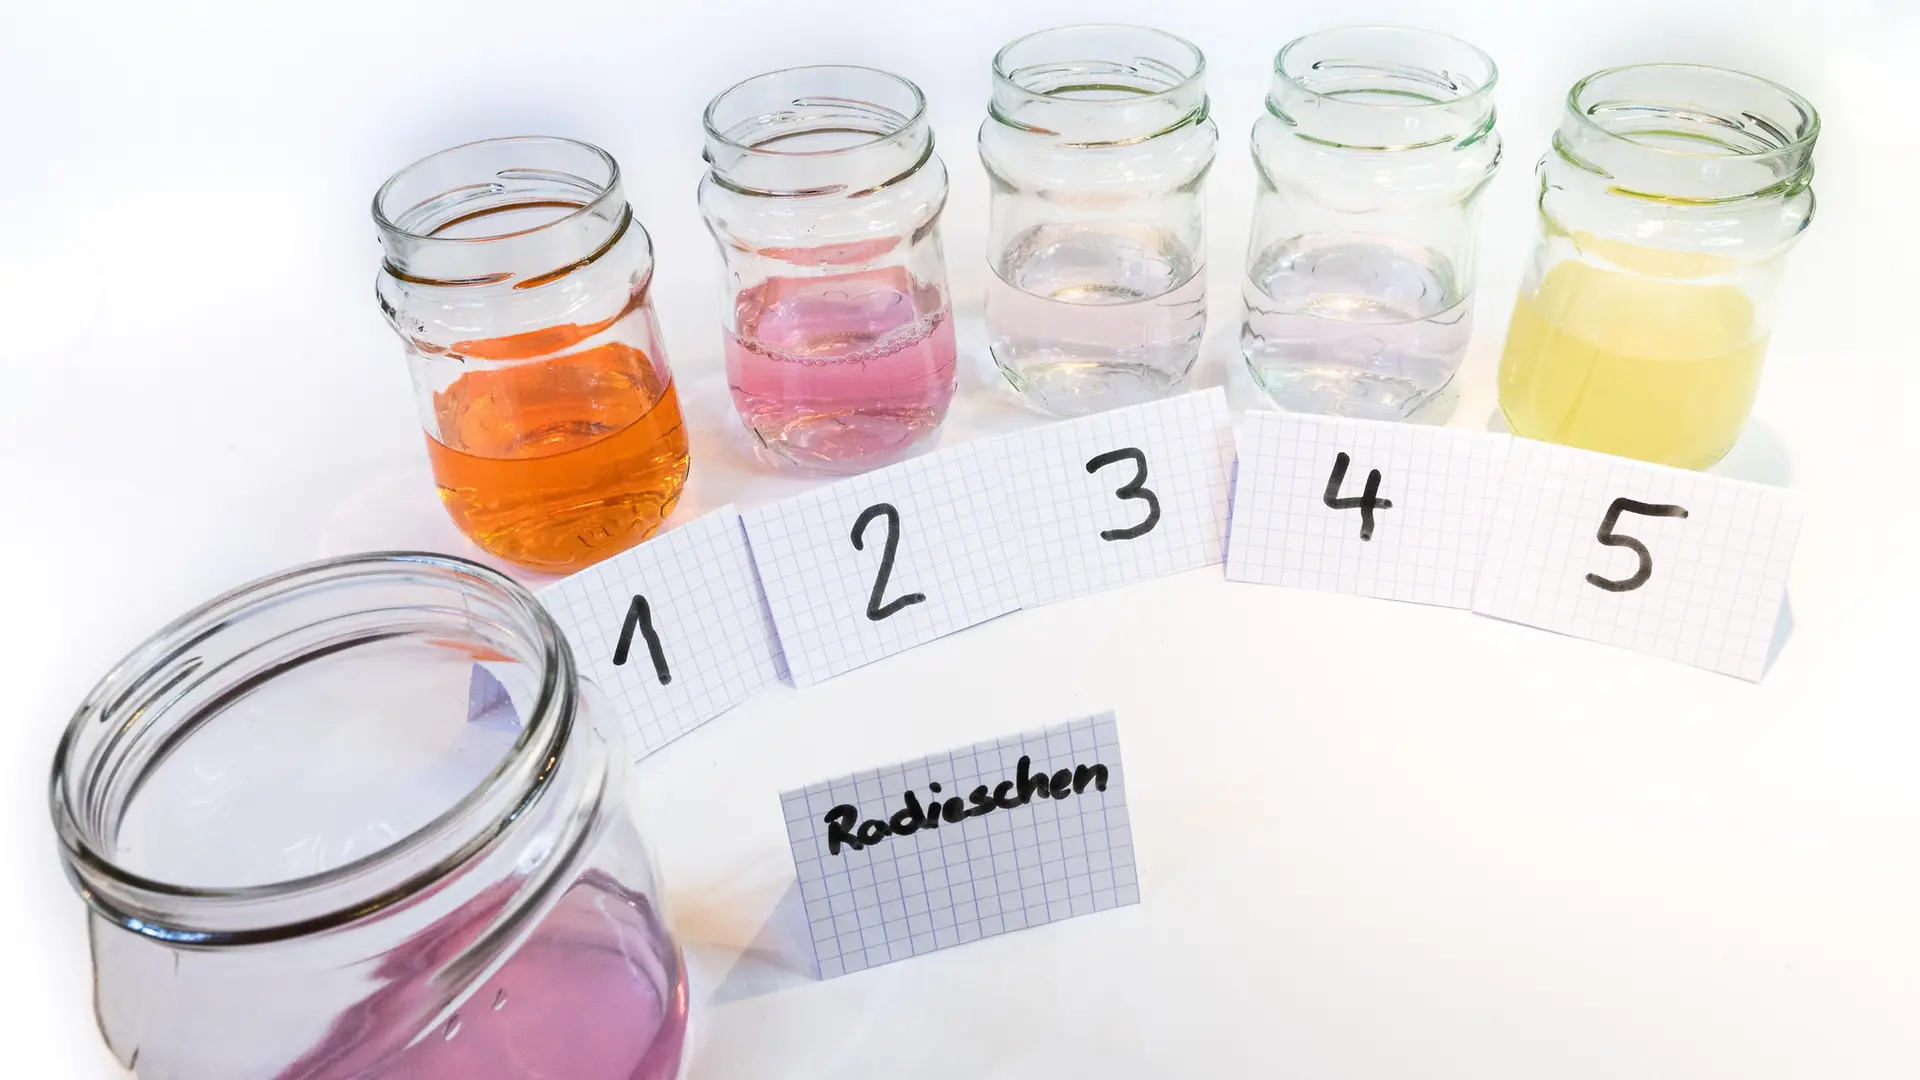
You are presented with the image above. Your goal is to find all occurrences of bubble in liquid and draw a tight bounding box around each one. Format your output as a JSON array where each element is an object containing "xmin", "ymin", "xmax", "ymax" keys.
[{"xmin": 493, "ymin": 988, "xmax": 509, "ymax": 1011}]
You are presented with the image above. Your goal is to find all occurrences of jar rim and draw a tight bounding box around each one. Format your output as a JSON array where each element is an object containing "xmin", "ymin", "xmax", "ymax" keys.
[
  {"xmin": 48, "ymin": 552, "xmax": 576, "ymax": 945},
  {"xmin": 991, "ymin": 23, "xmax": 1207, "ymax": 105},
  {"xmin": 371, "ymin": 135, "xmax": 623, "ymax": 246},
  {"xmin": 1566, "ymin": 62, "xmax": 1820, "ymax": 163},
  {"xmin": 702, "ymin": 64, "xmax": 928, "ymax": 159},
  {"xmin": 1274, "ymin": 25, "xmax": 1499, "ymax": 110}
]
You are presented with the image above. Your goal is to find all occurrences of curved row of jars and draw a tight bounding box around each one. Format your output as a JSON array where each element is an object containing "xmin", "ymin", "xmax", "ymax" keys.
[{"xmin": 374, "ymin": 24, "xmax": 1819, "ymax": 577}]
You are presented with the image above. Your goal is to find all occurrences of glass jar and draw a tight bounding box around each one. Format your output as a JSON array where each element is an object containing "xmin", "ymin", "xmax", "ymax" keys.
[
  {"xmin": 375, "ymin": 137, "xmax": 690, "ymax": 574},
  {"xmin": 1242, "ymin": 26, "xmax": 1501, "ymax": 419},
  {"xmin": 49, "ymin": 554, "xmax": 688, "ymax": 1080},
  {"xmin": 979, "ymin": 24, "xmax": 1217, "ymax": 418},
  {"xmin": 700, "ymin": 66, "xmax": 956, "ymax": 475},
  {"xmin": 1498, "ymin": 64, "xmax": 1818, "ymax": 469}
]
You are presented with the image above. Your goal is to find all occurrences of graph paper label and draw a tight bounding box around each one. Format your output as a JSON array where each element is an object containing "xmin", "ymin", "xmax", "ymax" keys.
[
  {"xmin": 1472, "ymin": 439, "xmax": 1804, "ymax": 680},
  {"xmin": 781, "ymin": 712, "xmax": 1138, "ymax": 979},
  {"xmin": 1006, "ymin": 387, "xmax": 1235, "ymax": 607},
  {"xmin": 540, "ymin": 507, "xmax": 786, "ymax": 759},
  {"xmin": 742, "ymin": 440, "xmax": 1028, "ymax": 687},
  {"xmin": 1226, "ymin": 412, "xmax": 1509, "ymax": 608}
]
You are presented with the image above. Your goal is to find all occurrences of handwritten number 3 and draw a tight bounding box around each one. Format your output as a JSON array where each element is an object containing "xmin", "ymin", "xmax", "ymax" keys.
[
  {"xmin": 1586, "ymin": 497, "xmax": 1689, "ymax": 593},
  {"xmin": 851, "ymin": 503, "xmax": 927, "ymax": 622},
  {"xmin": 1085, "ymin": 447, "xmax": 1161, "ymax": 541}
]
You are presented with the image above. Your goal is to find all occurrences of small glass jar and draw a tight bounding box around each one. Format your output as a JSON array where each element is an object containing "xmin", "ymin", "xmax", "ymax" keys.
[
  {"xmin": 1498, "ymin": 64, "xmax": 1818, "ymax": 469},
  {"xmin": 1242, "ymin": 26, "xmax": 1501, "ymax": 419},
  {"xmin": 700, "ymin": 66, "xmax": 956, "ymax": 475},
  {"xmin": 979, "ymin": 24, "xmax": 1217, "ymax": 418},
  {"xmin": 49, "ymin": 554, "xmax": 687, "ymax": 1080},
  {"xmin": 375, "ymin": 137, "xmax": 689, "ymax": 574}
]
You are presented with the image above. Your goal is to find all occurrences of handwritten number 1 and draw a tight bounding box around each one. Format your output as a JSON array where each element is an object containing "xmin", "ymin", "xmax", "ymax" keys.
[
  {"xmin": 1085, "ymin": 447, "xmax": 1161, "ymax": 541},
  {"xmin": 1586, "ymin": 497, "xmax": 1689, "ymax": 593},
  {"xmin": 1323, "ymin": 452, "xmax": 1393, "ymax": 541},
  {"xmin": 612, "ymin": 595, "xmax": 671, "ymax": 685},
  {"xmin": 851, "ymin": 503, "xmax": 926, "ymax": 622}
]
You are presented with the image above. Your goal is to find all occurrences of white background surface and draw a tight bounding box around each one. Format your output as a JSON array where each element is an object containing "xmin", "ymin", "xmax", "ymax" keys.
[{"xmin": 4, "ymin": 0, "xmax": 1918, "ymax": 1075}]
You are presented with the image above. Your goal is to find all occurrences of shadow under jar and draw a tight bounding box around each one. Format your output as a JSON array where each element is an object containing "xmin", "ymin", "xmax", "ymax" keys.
[
  {"xmin": 48, "ymin": 554, "xmax": 687, "ymax": 1080},
  {"xmin": 375, "ymin": 137, "xmax": 689, "ymax": 575},
  {"xmin": 700, "ymin": 66, "xmax": 957, "ymax": 475},
  {"xmin": 1497, "ymin": 64, "xmax": 1818, "ymax": 469},
  {"xmin": 1243, "ymin": 26, "xmax": 1501, "ymax": 419},
  {"xmin": 980, "ymin": 24, "xmax": 1217, "ymax": 418}
]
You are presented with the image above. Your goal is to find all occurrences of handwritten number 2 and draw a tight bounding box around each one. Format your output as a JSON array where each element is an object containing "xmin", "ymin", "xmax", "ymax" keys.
[
  {"xmin": 612, "ymin": 595, "xmax": 671, "ymax": 685},
  {"xmin": 1323, "ymin": 452, "xmax": 1392, "ymax": 541},
  {"xmin": 1085, "ymin": 447, "xmax": 1161, "ymax": 541},
  {"xmin": 851, "ymin": 503, "xmax": 926, "ymax": 621},
  {"xmin": 1586, "ymin": 497, "xmax": 1689, "ymax": 593}
]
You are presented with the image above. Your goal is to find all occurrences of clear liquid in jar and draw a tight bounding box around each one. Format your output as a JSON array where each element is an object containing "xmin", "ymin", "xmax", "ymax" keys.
[
  {"xmin": 1241, "ymin": 234, "xmax": 1471, "ymax": 420},
  {"xmin": 986, "ymin": 223, "xmax": 1205, "ymax": 418}
]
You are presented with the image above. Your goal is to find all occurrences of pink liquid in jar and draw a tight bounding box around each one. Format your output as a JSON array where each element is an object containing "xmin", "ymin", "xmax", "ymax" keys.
[
  {"xmin": 725, "ymin": 266, "xmax": 957, "ymax": 473},
  {"xmin": 282, "ymin": 872, "xmax": 687, "ymax": 1080}
]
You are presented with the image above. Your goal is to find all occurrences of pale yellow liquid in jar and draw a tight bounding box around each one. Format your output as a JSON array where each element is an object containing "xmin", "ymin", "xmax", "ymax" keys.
[{"xmin": 1497, "ymin": 240, "xmax": 1768, "ymax": 470}]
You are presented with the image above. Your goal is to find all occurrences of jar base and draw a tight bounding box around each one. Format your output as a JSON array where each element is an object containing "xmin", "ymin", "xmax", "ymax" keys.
[
  {"xmin": 996, "ymin": 356, "xmax": 1192, "ymax": 419},
  {"xmin": 1499, "ymin": 403, "xmax": 1740, "ymax": 472},
  {"xmin": 1246, "ymin": 356, "xmax": 1455, "ymax": 422},
  {"xmin": 743, "ymin": 410, "xmax": 944, "ymax": 477}
]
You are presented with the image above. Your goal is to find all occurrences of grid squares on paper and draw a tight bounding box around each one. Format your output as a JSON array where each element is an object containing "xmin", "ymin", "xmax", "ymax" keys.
[
  {"xmin": 781, "ymin": 712, "xmax": 1136, "ymax": 979},
  {"xmin": 1471, "ymin": 439, "xmax": 1804, "ymax": 681},
  {"xmin": 539, "ymin": 507, "xmax": 785, "ymax": 760},
  {"xmin": 1225, "ymin": 412, "xmax": 1510, "ymax": 608},
  {"xmin": 1004, "ymin": 387, "xmax": 1235, "ymax": 607},
  {"xmin": 741, "ymin": 439, "xmax": 1027, "ymax": 687}
]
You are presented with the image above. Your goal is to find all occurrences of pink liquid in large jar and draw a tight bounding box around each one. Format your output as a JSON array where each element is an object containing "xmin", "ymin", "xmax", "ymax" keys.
[
  {"xmin": 282, "ymin": 871, "xmax": 687, "ymax": 1080},
  {"xmin": 725, "ymin": 266, "xmax": 957, "ymax": 473}
]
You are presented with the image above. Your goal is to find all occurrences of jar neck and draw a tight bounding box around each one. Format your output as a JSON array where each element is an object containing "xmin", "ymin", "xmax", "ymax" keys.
[
  {"xmin": 1267, "ymin": 26, "xmax": 1497, "ymax": 151},
  {"xmin": 703, "ymin": 65, "xmax": 935, "ymax": 198},
  {"xmin": 374, "ymin": 136, "xmax": 640, "ymax": 288},
  {"xmin": 1554, "ymin": 64, "xmax": 1818, "ymax": 204},
  {"xmin": 49, "ymin": 554, "xmax": 580, "ymax": 946},
  {"xmin": 988, "ymin": 24, "xmax": 1209, "ymax": 147}
]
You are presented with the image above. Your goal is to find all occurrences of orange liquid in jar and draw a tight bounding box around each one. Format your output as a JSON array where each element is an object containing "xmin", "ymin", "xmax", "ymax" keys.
[{"xmin": 426, "ymin": 339, "xmax": 689, "ymax": 574}]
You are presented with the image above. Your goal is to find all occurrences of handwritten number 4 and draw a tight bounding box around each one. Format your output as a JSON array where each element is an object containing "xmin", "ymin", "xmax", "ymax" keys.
[
  {"xmin": 612, "ymin": 594, "xmax": 672, "ymax": 685},
  {"xmin": 1085, "ymin": 447, "xmax": 1161, "ymax": 541},
  {"xmin": 1586, "ymin": 497, "xmax": 1689, "ymax": 593},
  {"xmin": 1323, "ymin": 452, "xmax": 1392, "ymax": 541},
  {"xmin": 851, "ymin": 502, "xmax": 927, "ymax": 622}
]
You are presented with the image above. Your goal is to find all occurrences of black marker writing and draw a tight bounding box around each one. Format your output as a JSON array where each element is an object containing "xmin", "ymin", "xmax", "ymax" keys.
[
  {"xmin": 611, "ymin": 594, "xmax": 671, "ymax": 685},
  {"xmin": 1085, "ymin": 447, "xmax": 1161, "ymax": 541},
  {"xmin": 1323, "ymin": 452, "xmax": 1392, "ymax": 541},
  {"xmin": 823, "ymin": 754, "xmax": 1111, "ymax": 856},
  {"xmin": 850, "ymin": 502, "xmax": 926, "ymax": 621},
  {"xmin": 1586, "ymin": 497, "xmax": 1689, "ymax": 593}
]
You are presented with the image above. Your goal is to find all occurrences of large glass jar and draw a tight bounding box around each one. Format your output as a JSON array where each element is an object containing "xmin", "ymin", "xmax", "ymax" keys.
[
  {"xmin": 700, "ymin": 65, "xmax": 957, "ymax": 475},
  {"xmin": 979, "ymin": 24, "xmax": 1217, "ymax": 418},
  {"xmin": 375, "ymin": 137, "xmax": 689, "ymax": 574},
  {"xmin": 1242, "ymin": 26, "xmax": 1501, "ymax": 420},
  {"xmin": 1498, "ymin": 64, "xmax": 1818, "ymax": 469},
  {"xmin": 49, "ymin": 554, "xmax": 688, "ymax": 1080}
]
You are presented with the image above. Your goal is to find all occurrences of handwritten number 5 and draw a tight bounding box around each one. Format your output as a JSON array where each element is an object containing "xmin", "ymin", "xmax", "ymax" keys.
[
  {"xmin": 1085, "ymin": 447, "xmax": 1161, "ymax": 541},
  {"xmin": 1586, "ymin": 497, "xmax": 1689, "ymax": 593},
  {"xmin": 851, "ymin": 503, "xmax": 927, "ymax": 621},
  {"xmin": 612, "ymin": 595, "xmax": 672, "ymax": 685}
]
